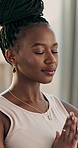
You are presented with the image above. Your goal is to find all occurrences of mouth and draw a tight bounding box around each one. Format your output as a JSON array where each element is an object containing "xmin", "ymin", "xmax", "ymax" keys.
[{"xmin": 41, "ymin": 67, "xmax": 56, "ymax": 76}]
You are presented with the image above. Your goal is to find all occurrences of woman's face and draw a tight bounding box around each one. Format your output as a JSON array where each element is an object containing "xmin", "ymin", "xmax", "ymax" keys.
[{"xmin": 14, "ymin": 23, "xmax": 58, "ymax": 84}]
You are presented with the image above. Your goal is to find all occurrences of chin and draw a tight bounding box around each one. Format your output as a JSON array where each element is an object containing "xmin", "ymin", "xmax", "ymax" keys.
[{"xmin": 41, "ymin": 78, "xmax": 53, "ymax": 84}]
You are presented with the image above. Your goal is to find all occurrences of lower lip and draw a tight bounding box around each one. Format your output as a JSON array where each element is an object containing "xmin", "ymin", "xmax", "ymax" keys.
[{"xmin": 42, "ymin": 70, "xmax": 55, "ymax": 76}]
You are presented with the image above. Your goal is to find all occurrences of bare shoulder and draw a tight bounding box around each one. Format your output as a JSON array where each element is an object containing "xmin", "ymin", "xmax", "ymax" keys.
[
  {"xmin": 0, "ymin": 111, "xmax": 10, "ymax": 143},
  {"xmin": 61, "ymin": 100, "xmax": 78, "ymax": 118},
  {"xmin": 0, "ymin": 112, "xmax": 5, "ymax": 148}
]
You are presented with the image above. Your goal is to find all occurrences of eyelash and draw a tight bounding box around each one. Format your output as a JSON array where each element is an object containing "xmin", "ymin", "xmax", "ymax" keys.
[
  {"xmin": 35, "ymin": 51, "xmax": 58, "ymax": 54},
  {"xmin": 35, "ymin": 51, "xmax": 44, "ymax": 54},
  {"xmin": 52, "ymin": 51, "xmax": 58, "ymax": 54}
]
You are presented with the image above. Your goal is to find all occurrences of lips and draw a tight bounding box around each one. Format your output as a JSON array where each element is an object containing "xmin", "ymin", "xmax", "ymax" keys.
[{"xmin": 41, "ymin": 67, "xmax": 56, "ymax": 75}]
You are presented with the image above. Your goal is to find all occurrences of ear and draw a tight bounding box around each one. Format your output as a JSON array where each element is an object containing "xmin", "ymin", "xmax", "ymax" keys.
[{"xmin": 5, "ymin": 49, "xmax": 16, "ymax": 65}]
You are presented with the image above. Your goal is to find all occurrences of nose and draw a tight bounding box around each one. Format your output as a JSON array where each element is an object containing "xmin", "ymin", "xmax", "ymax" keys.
[{"xmin": 44, "ymin": 51, "xmax": 56, "ymax": 64}]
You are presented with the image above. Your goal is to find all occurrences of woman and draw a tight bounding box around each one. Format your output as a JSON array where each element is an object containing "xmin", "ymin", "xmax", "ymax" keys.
[{"xmin": 0, "ymin": 0, "xmax": 78, "ymax": 148}]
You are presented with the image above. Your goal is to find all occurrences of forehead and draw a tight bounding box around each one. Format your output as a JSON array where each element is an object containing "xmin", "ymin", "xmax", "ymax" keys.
[{"xmin": 17, "ymin": 23, "xmax": 56, "ymax": 46}]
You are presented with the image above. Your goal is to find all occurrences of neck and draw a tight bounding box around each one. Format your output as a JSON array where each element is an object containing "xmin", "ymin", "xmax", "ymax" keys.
[{"xmin": 9, "ymin": 75, "xmax": 42, "ymax": 103}]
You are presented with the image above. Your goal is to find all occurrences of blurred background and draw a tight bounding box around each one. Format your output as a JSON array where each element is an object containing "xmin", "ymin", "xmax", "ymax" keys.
[{"xmin": 0, "ymin": 0, "xmax": 78, "ymax": 107}]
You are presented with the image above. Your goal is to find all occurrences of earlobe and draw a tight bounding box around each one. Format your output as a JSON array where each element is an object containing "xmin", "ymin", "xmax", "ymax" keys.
[{"xmin": 5, "ymin": 49, "xmax": 16, "ymax": 64}]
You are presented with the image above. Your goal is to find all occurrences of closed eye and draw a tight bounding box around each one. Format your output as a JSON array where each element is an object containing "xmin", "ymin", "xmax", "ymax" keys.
[
  {"xmin": 34, "ymin": 51, "xmax": 44, "ymax": 54},
  {"xmin": 34, "ymin": 51, "xmax": 58, "ymax": 54},
  {"xmin": 52, "ymin": 51, "xmax": 58, "ymax": 54}
]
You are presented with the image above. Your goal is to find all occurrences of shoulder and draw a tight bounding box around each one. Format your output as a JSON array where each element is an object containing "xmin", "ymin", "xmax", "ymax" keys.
[
  {"xmin": 0, "ymin": 112, "xmax": 5, "ymax": 147},
  {"xmin": 61, "ymin": 100, "xmax": 78, "ymax": 118},
  {"xmin": 43, "ymin": 92, "xmax": 68, "ymax": 113},
  {"xmin": 0, "ymin": 111, "xmax": 11, "ymax": 140},
  {"xmin": 43, "ymin": 92, "xmax": 78, "ymax": 117}
]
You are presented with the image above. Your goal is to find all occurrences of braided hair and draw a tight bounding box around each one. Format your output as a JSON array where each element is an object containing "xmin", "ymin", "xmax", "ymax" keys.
[{"xmin": 0, "ymin": 0, "xmax": 49, "ymax": 62}]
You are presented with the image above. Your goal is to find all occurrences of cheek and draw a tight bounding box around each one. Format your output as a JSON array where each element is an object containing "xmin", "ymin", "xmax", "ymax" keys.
[
  {"xmin": 17, "ymin": 50, "xmax": 43, "ymax": 71},
  {"xmin": 25, "ymin": 54, "xmax": 43, "ymax": 68},
  {"xmin": 20, "ymin": 57, "xmax": 41, "ymax": 70}
]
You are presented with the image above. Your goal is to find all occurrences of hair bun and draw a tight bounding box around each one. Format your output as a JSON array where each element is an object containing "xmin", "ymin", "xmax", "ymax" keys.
[{"xmin": 0, "ymin": 0, "xmax": 44, "ymax": 25}]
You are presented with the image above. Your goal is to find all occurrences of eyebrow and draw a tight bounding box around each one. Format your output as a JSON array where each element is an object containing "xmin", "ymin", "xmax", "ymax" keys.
[{"xmin": 31, "ymin": 42, "xmax": 58, "ymax": 48}]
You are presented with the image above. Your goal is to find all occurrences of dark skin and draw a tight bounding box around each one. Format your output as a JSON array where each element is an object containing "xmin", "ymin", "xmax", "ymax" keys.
[{"xmin": 0, "ymin": 23, "xmax": 78, "ymax": 148}]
